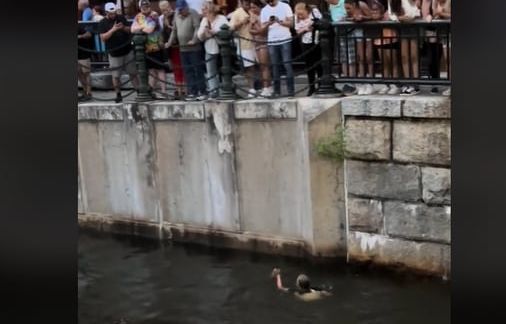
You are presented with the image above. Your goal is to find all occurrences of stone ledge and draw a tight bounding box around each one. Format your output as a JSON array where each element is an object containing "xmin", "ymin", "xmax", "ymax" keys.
[
  {"xmin": 149, "ymin": 102, "xmax": 205, "ymax": 120},
  {"xmin": 402, "ymin": 96, "xmax": 451, "ymax": 119},
  {"xmin": 234, "ymin": 100, "xmax": 297, "ymax": 120},
  {"xmin": 348, "ymin": 231, "xmax": 450, "ymax": 277},
  {"xmin": 78, "ymin": 104, "xmax": 124, "ymax": 121},
  {"xmin": 341, "ymin": 96, "xmax": 402, "ymax": 117}
]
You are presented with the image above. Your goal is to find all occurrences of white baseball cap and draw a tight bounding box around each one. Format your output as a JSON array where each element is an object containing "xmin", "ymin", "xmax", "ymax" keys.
[{"xmin": 104, "ymin": 2, "xmax": 117, "ymax": 13}]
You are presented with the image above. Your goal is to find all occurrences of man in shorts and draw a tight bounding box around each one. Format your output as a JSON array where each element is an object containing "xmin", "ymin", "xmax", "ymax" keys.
[
  {"xmin": 78, "ymin": 23, "xmax": 93, "ymax": 101},
  {"xmin": 99, "ymin": 2, "xmax": 139, "ymax": 103},
  {"xmin": 229, "ymin": 0, "xmax": 258, "ymax": 98}
]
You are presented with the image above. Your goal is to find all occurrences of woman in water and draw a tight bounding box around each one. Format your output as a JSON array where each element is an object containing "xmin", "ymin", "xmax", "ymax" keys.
[{"xmin": 271, "ymin": 268, "xmax": 332, "ymax": 301}]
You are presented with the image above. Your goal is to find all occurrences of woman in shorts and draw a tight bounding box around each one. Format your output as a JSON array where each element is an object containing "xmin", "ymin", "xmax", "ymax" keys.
[{"xmin": 249, "ymin": 0, "xmax": 273, "ymax": 97}]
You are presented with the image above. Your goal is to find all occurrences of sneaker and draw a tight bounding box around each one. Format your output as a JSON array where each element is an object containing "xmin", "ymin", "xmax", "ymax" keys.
[
  {"xmin": 185, "ymin": 94, "xmax": 196, "ymax": 101},
  {"xmin": 78, "ymin": 93, "xmax": 92, "ymax": 102},
  {"xmin": 196, "ymin": 94, "xmax": 208, "ymax": 101},
  {"xmin": 377, "ymin": 85, "xmax": 389, "ymax": 95},
  {"xmin": 115, "ymin": 93, "xmax": 123, "ymax": 103},
  {"xmin": 342, "ymin": 84, "xmax": 357, "ymax": 96},
  {"xmin": 363, "ymin": 84, "xmax": 374, "ymax": 95},
  {"xmin": 431, "ymin": 87, "xmax": 439, "ymax": 94},
  {"xmin": 387, "ymin": 84, "xmax": 400, "ymax": 95},
  {"xmin": 247, "ymin": 88, "xmax": 256, "ymax": 98},
  {"xmin": 356, "ymin": 85, "xmax": 365, "ymax": 95},
  {"xmin": 400, "ymin": 86, "xmax": 420, "ymax": 96},
  {"xmin": 442, "ymin": 87, "xmax": 451, "ymax": 96},
  {"xmin": 260, "ymin": 87, "xmax": 272, "ymax": 97}
]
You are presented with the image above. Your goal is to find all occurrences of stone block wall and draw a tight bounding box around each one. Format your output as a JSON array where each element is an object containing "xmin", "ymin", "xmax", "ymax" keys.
[{"xmin": 342, "ymin": 96, "xmax": 451, "ymax": 277}]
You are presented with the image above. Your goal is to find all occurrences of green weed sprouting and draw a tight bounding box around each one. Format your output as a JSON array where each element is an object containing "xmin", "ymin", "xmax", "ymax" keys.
[{"xmin": 315, "ymin": 127, "xmax": 346, "ymax": 161}]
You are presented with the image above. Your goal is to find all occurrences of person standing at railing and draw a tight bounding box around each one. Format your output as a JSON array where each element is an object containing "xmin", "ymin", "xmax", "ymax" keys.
[
  {"xmin": 387, "ymin": 0, "xmax": 421, "ymax": 96},
  {"xmin": 78, "ymin": 23, "xmax": 94, "ymax": 102},
  {"xmin": 99, "ymin": 2, "xmax": 140, "ymax": 103},
  {"xmin": 78, "ymin": 0, "xmax": 93, "ymax": 21},
  {"xmin": 356, "ymin": 0, "xmax": 387, "ymax": 94},
  {"xmin": 294, "ymin": 2, "xmax": 322, "ymax": 96},
  {"xmin": 325, "ymin": 0, "xmax": 358, "ymax": 96},
  {"xmin": 260, "ymin": 0, "xmax": 295, "ymax": 97},
  {"xmin": 166, "ymin": 0, "xmax": 207, "ymax": 101},
  {"xmin": 131, "ymin": 0, "xmax": 168, "ymax": 98},
  {"xmin": 249, "ymin": 0, "xmax": 273, "ymax": 97},
  {"xmin": 92, "ymin": 5, "xmax": 107, "ymax": 56},
  {"xmin": 423, "ymin": 0, "xmax": 451, "ymax": 96},
  {"xmin": 343, "ymin": 0, "xmax": 377, "ymax": 95},
  {"xmin": 197, "ymin": 1, "xmax": 228, "ymax": 98},
  {"xmin": 229, "ymin": 0, "xmax": 258, "ymax": 98},
  {"xmin": 159, "ymin": 0, "xmax": 187, "ymax": 99}
]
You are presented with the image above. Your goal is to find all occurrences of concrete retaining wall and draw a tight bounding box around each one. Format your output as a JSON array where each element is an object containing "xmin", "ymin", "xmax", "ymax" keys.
[
  {"xmin": 342, "ymin": 96, "xmax": 451, "ymax": 277},
  {"xmin": 78, "ymin": 95, "xmax": 451, "ymax": 277},
  {"xmin": 78, "ymin": 98, "xmax": 347, "ymax": 258}
]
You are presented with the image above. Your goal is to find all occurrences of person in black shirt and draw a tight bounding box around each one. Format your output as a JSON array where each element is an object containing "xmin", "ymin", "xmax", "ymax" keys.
[
  {"xmin": 78, "ymin": 24, "xmax": 93, "ymax": 101},
  {"xmin": 99, "ymin": 2, "xmax": 139, "ymax": 103},
  {"xmin": 271, "ymin": 268, "xmax": 332, "ymax": 301}
]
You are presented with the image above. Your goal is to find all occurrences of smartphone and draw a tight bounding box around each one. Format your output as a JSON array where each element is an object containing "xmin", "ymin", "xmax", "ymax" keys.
[{"xmin": 269, "ymin": 15, "xmax": 277, "ymax": 22}]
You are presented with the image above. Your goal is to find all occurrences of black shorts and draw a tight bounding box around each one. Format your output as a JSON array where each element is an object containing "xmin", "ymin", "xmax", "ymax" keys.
[{"xmin": 146, "ymin": 50, "xmax": 166, "ymax": 70}]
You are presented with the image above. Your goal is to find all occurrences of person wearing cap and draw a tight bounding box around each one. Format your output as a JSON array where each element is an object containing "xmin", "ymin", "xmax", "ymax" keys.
[
  {"xmin": 99, "ymin": 2, "xmax": 139, "ymax": 103},
  {"xmin": 131, "ymin": 0, "xmax": 168, "ymax": 98},
  {"xmin": 271, "ymin": 268, "xmax": 332, "ymax": 302},
  {"xmin": 165, "ymin": 0, "xmax": 207, "ymax": 101}
]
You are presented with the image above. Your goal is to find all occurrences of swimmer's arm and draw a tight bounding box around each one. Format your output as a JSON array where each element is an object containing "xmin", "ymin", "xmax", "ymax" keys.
[{"xmin": 275, "ymin": 274, "xmax": 290, "ymax": 292}]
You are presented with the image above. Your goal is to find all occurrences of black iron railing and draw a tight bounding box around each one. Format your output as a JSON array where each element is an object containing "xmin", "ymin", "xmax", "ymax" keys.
[
  {"xmin": 331, "ymin": 19, "xmax": 451, "ymax": 85},
  {"xmin": 78, "ymin": 18, "xmax": 451, "ymax": 102}
]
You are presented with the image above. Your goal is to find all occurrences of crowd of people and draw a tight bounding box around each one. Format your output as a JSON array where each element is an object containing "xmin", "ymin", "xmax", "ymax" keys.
[{"xmin": 77, "ymin": 0, "xmax": 451, "ymax": 102}]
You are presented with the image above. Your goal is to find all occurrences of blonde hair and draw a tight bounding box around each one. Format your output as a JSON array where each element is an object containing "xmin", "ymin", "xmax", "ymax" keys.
[
  {"xmin": 294, "ymin": 2, "xmax": 310, "ymax": 13},
  {"xmin": 159, "ymin": 0, "xmax": 170, "ymax": 10}
]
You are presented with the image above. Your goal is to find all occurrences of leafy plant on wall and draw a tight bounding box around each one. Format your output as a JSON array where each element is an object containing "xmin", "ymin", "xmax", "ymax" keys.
[{"xmin": 315, "ymin": 126, "xmax": 346, "ymax": 161}]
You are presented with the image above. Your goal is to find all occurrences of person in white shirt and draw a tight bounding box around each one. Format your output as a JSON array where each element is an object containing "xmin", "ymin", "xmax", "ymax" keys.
[
  {"xmin": 197, "ymin": 1, "xmax": 228, "ymax": 98},
  {"xmin": 260, "ymin": 0, "xmax": 295, "ymax": 97}
]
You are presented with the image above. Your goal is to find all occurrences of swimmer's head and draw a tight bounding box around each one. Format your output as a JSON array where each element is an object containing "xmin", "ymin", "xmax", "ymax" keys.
[{"xmin": 296, "ymin": 274, "xmax": 310, "ymax": 290}]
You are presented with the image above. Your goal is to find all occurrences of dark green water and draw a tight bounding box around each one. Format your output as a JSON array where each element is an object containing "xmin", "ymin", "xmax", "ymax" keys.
[{"xmin": 78, "ymin": 230, "xmax": 450, "ymax": 324}]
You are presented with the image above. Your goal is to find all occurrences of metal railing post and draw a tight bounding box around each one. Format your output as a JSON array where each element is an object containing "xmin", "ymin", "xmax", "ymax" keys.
[
  {"xmin": 314, "ymin": 17, "xmax": 338, "ymax": 96},
  {"xmin": 132, "ymin": 32, "xmax": 151, "ymax": 102},
  {"xmin": 216, "ymin": 24, "xmax": 236, "ymax": 100}
]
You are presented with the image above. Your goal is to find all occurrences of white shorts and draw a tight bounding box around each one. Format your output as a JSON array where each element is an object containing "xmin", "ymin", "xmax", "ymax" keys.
[{"xmin": 237, "ymin": 48, "xmax": 257, "ymax": 68}]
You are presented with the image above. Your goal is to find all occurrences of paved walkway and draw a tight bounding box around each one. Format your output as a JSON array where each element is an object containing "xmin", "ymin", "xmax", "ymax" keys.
[{"xmin": 81, "ymin": 72, "xmax": 450, "ymax": 102}]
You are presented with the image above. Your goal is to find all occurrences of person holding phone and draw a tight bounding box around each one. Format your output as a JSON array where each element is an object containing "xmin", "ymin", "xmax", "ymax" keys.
[
  {"xmin": 99, "ymin": 2, "xmax": 140, "ymax": 103},
  {"xmin": 260, "ymin": 0, "xmax": 295, "ymax": 97},
  {"xmin": 197, "ymin": 1, "xmax": 228, "ymax": 98}
]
